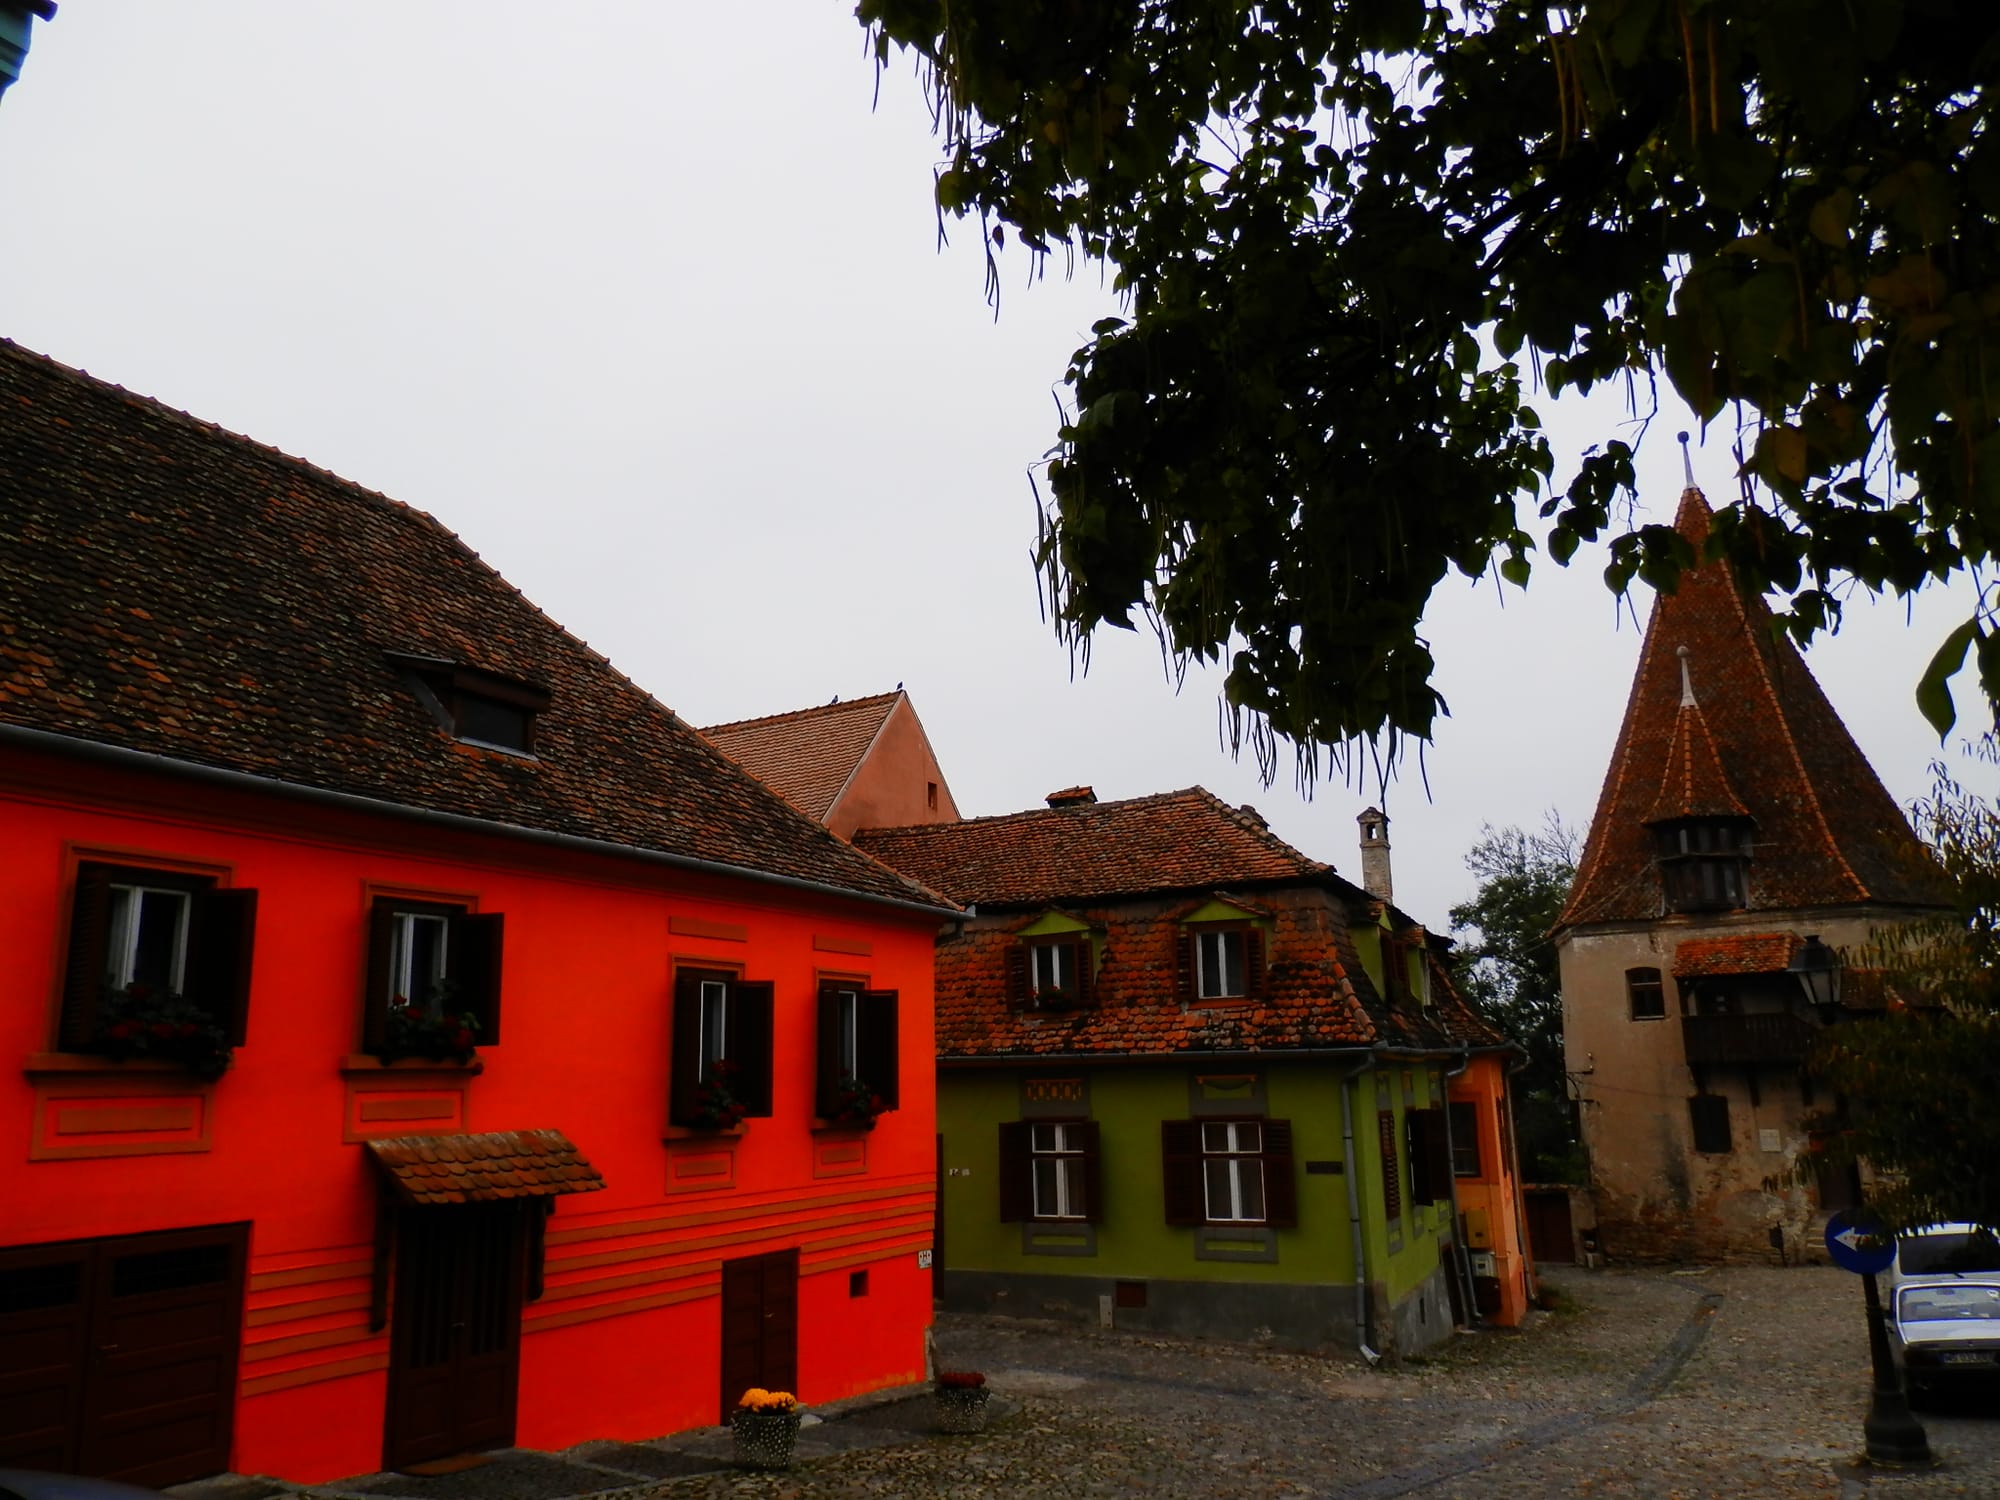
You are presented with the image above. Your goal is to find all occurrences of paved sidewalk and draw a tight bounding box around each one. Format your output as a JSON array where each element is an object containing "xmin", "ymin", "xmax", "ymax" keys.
[{"xmin": 183, "ymin": 1265, "xmax": 2000, "ymax": 1500}]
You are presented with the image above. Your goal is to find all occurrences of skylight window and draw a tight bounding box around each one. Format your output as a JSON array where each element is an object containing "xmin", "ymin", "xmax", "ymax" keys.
[{"xmin": 387, "ymin": 652, "xmax": 550, "ymax": 756}]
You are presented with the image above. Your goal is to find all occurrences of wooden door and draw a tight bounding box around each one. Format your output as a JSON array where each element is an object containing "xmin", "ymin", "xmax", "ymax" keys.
[
  {"xmin": 718, "ymin": 1249, "xmax": 797, "ymax": 1423},
  {"xmin": 0, "ymin": 1224, "xmax": 246, "ymax": 1488},
  {"xmin": 383, "ymin": 1202, "xmax": 525, "ymax": 1471},
  {"xmin": 1524, "ymin": 1188, "xmax": 1576, "ymax": 1264}
]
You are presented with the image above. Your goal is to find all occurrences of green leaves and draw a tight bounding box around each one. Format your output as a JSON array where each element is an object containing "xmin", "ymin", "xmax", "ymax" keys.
[
  {"xmin": 860, "ymin": 0, "xmax": 2000, "ymax": 779},
  {"xmin": 1917, "ymin": 616, "xmax": 1980, "ymax": 740}
]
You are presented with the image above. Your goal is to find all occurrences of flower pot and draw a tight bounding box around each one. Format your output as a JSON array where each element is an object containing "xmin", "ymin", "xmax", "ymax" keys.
[
  {"xmin": 933, "ymin": 1384, "xmax": 991, "ymax": 1433},
  {"xmin": 730, "ymin": 1408, "xmax": 800, "ymax": 1468}
]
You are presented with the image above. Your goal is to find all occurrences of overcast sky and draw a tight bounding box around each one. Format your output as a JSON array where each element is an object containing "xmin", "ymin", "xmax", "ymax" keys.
[{"xmin": 2, "ymin": 3, "xmax": 1989, "ymax": 926}]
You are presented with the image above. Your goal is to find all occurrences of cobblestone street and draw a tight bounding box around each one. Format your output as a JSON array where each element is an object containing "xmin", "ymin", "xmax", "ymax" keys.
[{"xmin": 624, "ymin": 1266, "xmax": 1999, "ymax": 1499}]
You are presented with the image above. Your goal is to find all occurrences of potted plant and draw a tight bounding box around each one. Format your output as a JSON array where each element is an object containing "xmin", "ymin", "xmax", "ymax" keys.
[
  {"xmin": 688, "ymin": 1058, "xmax": 748, "ymax": 1131},
  {"xmin": 95, "ymin": 984, "xmax": 232, "ymax": 1079},
  {"xmin": 380, "ymin": 994, "xmax": 482, "ymax": 1064},
  {"xmin": 826, "ymin": 1074, "xmax": 888, "ymax": 1130},
  {"xmin": 730, "ymin": 1387, "xmax": 801, "ymax": 1468},
  {"xmin": 1030, "ymin": 986, "xmax": 1075, "ymax": 1012},
  {"xmin": 933, "ymin": 1369, "xmax": 990, "ymax": 1433}
]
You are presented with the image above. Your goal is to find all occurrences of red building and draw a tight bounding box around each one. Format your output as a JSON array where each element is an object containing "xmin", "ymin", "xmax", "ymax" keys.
[{"xmin": 0, "ymin": 341, "xmax": 952, "ymax": 1486}]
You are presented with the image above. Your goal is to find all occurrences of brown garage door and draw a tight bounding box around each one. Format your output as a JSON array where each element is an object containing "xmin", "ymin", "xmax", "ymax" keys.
[{"xmin": 0, "ymin": 1224, "xmax": 248, "ymax": 1488}]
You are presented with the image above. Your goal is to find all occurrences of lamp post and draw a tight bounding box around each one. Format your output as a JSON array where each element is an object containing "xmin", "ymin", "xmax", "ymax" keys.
[{"xmin": 1790, "ymin": 935, "xmax": 1932, "ymax": 1466}]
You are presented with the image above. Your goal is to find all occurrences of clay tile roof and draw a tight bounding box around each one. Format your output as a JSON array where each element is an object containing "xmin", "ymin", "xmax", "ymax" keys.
[
  {"xmin": 699, "ymin": 692, "xmax": 902, "ymax": 824},
  {"xmin": 855, "ymin": 787, "xmax": 1331, "ymax": 907},
  {"xmin": 1560, "ymin": 487, "xmax": 1950, "ymax": 928},
  {"xmin": 0, "ymin": 342, "xmax": 947, "ymax": 914},
  {"xmin": 1645, "ymin": 659, "xmax": 1750, "ymax": 824},
  {"xmin": 1671, "ymin": 931, "xmax": 1803, "ymax": 979},
  {"xmin": 367, "ymin": 1129, "xmax": 606, "ymax": 1204}
]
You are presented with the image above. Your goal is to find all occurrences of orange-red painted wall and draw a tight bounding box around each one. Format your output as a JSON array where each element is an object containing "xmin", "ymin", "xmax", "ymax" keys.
[
  {"xmin": 3, "ymin": 743, "xmax": 938, "ymax": 1481},
  {"xmin": 1449, "ymin": 1056, "xmax": 1534, "ymax": 1327}
]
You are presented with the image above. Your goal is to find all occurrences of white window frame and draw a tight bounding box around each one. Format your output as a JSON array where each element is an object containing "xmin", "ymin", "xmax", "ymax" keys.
[
  {"xmin": 104, "ymin": 879, "xmax": 193, "ymax": 991},
  {"xmin": 389, "ymin": 910, "xmax": 452, "ymax": 1010},
  {"xmin": 831, "ymin": 988, "xmax": 860, "ymax": 1079},
  {"xmin": 1029, "ymin": 942, "xmax": 1074, "ymax": 995},
  {"xmin": 1194, "ymin": 929, "xmax": 1246, "ymax": 999},
  {"xmin": 699, "ymin": 978, "xmax": 729, "ymax": 1076},
  {"xmin": 1201, "ymin": 1120, "xmax": 1267, "ymax": 1222},
  {"xmin": 1030, "ymin": 1122, "xmax": 1087, "ymax": 1220}
]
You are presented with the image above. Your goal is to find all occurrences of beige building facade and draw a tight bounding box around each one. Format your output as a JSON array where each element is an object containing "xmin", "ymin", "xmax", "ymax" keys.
[{"xmin": 1556, "ymin": 487, "xmax": 1947, "ymax": 1263}]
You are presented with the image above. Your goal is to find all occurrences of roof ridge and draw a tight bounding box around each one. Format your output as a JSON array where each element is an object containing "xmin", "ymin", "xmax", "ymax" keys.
[{"xmin": 700, "ymin": 690, "xmax": 902, "ymax": 736}]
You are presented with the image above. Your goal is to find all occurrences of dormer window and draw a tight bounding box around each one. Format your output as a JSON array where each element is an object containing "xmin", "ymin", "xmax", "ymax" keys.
[
  {"xmin": 389, "ymin": 652, "xmax": 550, "ymax": 756},
  {"xmin": 1653, "ymin": 817, "xmax": 1753, "ymax": 913}
]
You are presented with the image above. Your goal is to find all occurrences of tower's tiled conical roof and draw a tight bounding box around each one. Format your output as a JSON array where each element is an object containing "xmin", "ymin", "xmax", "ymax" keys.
[{"xmin": 1559, "ymin": 488, "xmax": 1948, "ymax": 927}]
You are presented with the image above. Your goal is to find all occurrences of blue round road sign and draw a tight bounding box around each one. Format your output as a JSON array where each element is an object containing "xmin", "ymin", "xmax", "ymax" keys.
[{"xmin": 1825, "ymin": 1208, "xmax": 1896, "ymax": 1275}]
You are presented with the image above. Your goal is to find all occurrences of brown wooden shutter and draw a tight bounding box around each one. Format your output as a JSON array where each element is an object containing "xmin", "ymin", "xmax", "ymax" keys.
[
  {"xmin": 60, "ymin": 864, "xmax": 115, "ymax": 1049},
  {"xmin": 861, "ymin": 989, "xmax": 899, "ymax": 1110},
  {"xmin": 1161, "ymin": 1119, "xmax": 1205, "ymax": 1226},
  {"xmin": 362, "ymin": 903, "xmax": 400, "ymax": 1053},
  {"xmin": 1378, "ymin": 1109, "xmax": 1403, "ymax": 1220},
  {"xmin": 1175, "ymin": 932, "xmax": 1194, "ymax": 1003},
  {"xmin": 1078, "ymin": 1120, "xmax": 1104, "ymax": 1224},
  {"xmin": 731, "ymin": 979, "xmax": 775, "ymax": 1116},
  {"xmin": 997, "ymin": 1121, "xmax": 1032, "ymax": 1222},
  {"xmin": 1071, "ymin": 941, "xmax": 1094, "ymax": 1006},
  {"xmin": 186, "ymin": 887, "xmax": 258, "ymax": 1046},
  {"xmin": 669, "ymin": 970, "xmax": 704, "ymax": 1125},
  {"xmin": 815, "ymin": 984, "xmax": 843, "ymax": 1117},
  {"xmin": 1004, "ymin": 943, "xmax": 1027, "ymax": 1003},
  {"xmin": 447, "ymin": 911, "xmax": 505, "ymax": 1044},
  {"xmin": 1245, "ymin": 927, "xmax": 1267, "ymax": 998},
  {"xmin": 1262, "ymin": 1118, "xmax": 1298, "ymax": 1228}
]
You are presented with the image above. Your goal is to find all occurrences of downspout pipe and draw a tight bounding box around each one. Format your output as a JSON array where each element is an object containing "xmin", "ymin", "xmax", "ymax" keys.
[
  {"xmin": 1339, "ymin": 1055, "xmax": 1380, "ymax": 1366},
  {"xmin": 1439, "ymin": 1048, "xmax": 1482, "ymax": 1326}
]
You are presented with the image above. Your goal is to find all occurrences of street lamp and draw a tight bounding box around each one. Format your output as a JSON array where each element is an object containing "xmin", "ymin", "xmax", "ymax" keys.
[
  {"xmin": 1788, "ymin": 933, "xmax": 1843, "ymax": 1012},
  {"xmin": 1792, "ymin": 934, "xmax": 1931, "ymax": 1466}
]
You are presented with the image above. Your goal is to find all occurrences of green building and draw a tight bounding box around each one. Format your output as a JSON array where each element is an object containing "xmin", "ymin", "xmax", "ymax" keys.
[{"xmin": 857, "ymin": 786, "xmax": 1533, "ymax": 1356}]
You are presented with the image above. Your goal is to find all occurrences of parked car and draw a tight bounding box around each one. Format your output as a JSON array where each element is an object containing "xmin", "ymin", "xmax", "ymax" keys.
[
  {"xmin": 1889, "ymin": 1280, "xmax": 2000, "ymax": 1402},
  {"xmin": 0, "ymin": 1473, "xmax": 172, "ymax": 1500},
  {"xmin": 1890, "ymin": 1223, "xmax": 2000, "ymax": 1284}
]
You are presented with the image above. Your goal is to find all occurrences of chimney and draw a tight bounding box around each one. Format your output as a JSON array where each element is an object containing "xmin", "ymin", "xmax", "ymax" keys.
[
  {"xmin": 1357, "ymin": 807, "xmax": 1393, "ymax": 902},
  {"xmin": 1046, "ymin": 786, "xmax": 1097, "ymax": 809}
]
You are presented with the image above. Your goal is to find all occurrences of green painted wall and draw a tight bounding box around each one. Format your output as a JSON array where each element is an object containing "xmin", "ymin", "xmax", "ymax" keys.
[{"xmin": 939, "ymin": 1061, "xmax": 1454, "ymax": 1293}]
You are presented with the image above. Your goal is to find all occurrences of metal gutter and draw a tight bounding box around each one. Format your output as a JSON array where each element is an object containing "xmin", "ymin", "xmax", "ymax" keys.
[
  {"xmin": 1339, "ymin": 1055, "xmax": 1380, "ymax": 1365},
  {"xmin": 0, "ymin": 722, "xmax": 960, "ymax": 921}
]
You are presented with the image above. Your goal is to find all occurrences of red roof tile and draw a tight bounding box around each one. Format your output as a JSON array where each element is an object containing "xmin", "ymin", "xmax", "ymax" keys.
[
  {"xmin": 1561, "ymin": 488, "xmax": 1948, "ymax": 928},
  {"xmin": 367, "ymin": 1129, "xmax": 606, "ymax": 1204},
  {"xmin": 1671, "ymin": 932, "xmax": 1802, "ymax": 979},
  {"xmin": 701, "ymin": 692, "xmax": 902, "ymax": 824},
  {"xmin": 0, "ymin": 342, "xmax": 947, "ymax": 914},
  {"xmin": 863, "ymin": 789, "xmax": 1509, "ymax": 1060},
  {"xmin": 855, "ymin": 787, "xmax": 1331, "ymax": 906}
]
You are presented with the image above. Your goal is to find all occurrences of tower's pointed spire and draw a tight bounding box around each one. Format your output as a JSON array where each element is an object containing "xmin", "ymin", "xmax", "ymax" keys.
[{"xmin": 1558, "ymin": 484, "xmax": 1947, "ymax": 928}]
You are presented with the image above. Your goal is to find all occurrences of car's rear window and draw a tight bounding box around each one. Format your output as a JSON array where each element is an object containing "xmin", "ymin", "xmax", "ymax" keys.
[
  {"xmin": 1900, "ymin": 1283, "xmax": 2000, "ymax": 1322},
  {"xmin": 1899, "ymin": 1228, "xmax": 2000, "ymax": 1275}
]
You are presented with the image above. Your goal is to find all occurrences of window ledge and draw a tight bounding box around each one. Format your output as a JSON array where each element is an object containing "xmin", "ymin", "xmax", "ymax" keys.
[
  {"xmin": 340, "ymin": 1053, "xmax": 484, "ymax": 1075},
  {"xmin": 662, "ymin": 1121, "xmax": 746, "ymax": 1142},
  {"xmin": 25, "ymin": 1051, "xmax": 198, "ymax": 1078},
  {"xmin": 810, "ymin": 1116, "xmax": 884, "ymax": 1135}
]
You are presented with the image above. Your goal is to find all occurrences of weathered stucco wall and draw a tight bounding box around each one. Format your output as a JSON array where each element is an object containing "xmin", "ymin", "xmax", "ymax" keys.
[{"xmin": 1559, "ymin": 910, "xmax": 1896, "ymax": 1263}]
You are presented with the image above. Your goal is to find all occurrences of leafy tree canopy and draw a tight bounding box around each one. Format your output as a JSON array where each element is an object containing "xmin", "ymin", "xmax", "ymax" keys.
[
  {"xmin": 1812, "ymin": 746, "xmax": 2000, "ymax": 1232},
  {"xmin": 859, "ymin": 0, "xmax": 2000, "ymax": 779},
  {"xmin": 1447, "ymin": 816, "xmax": 1581, "ymax": 1180}
]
